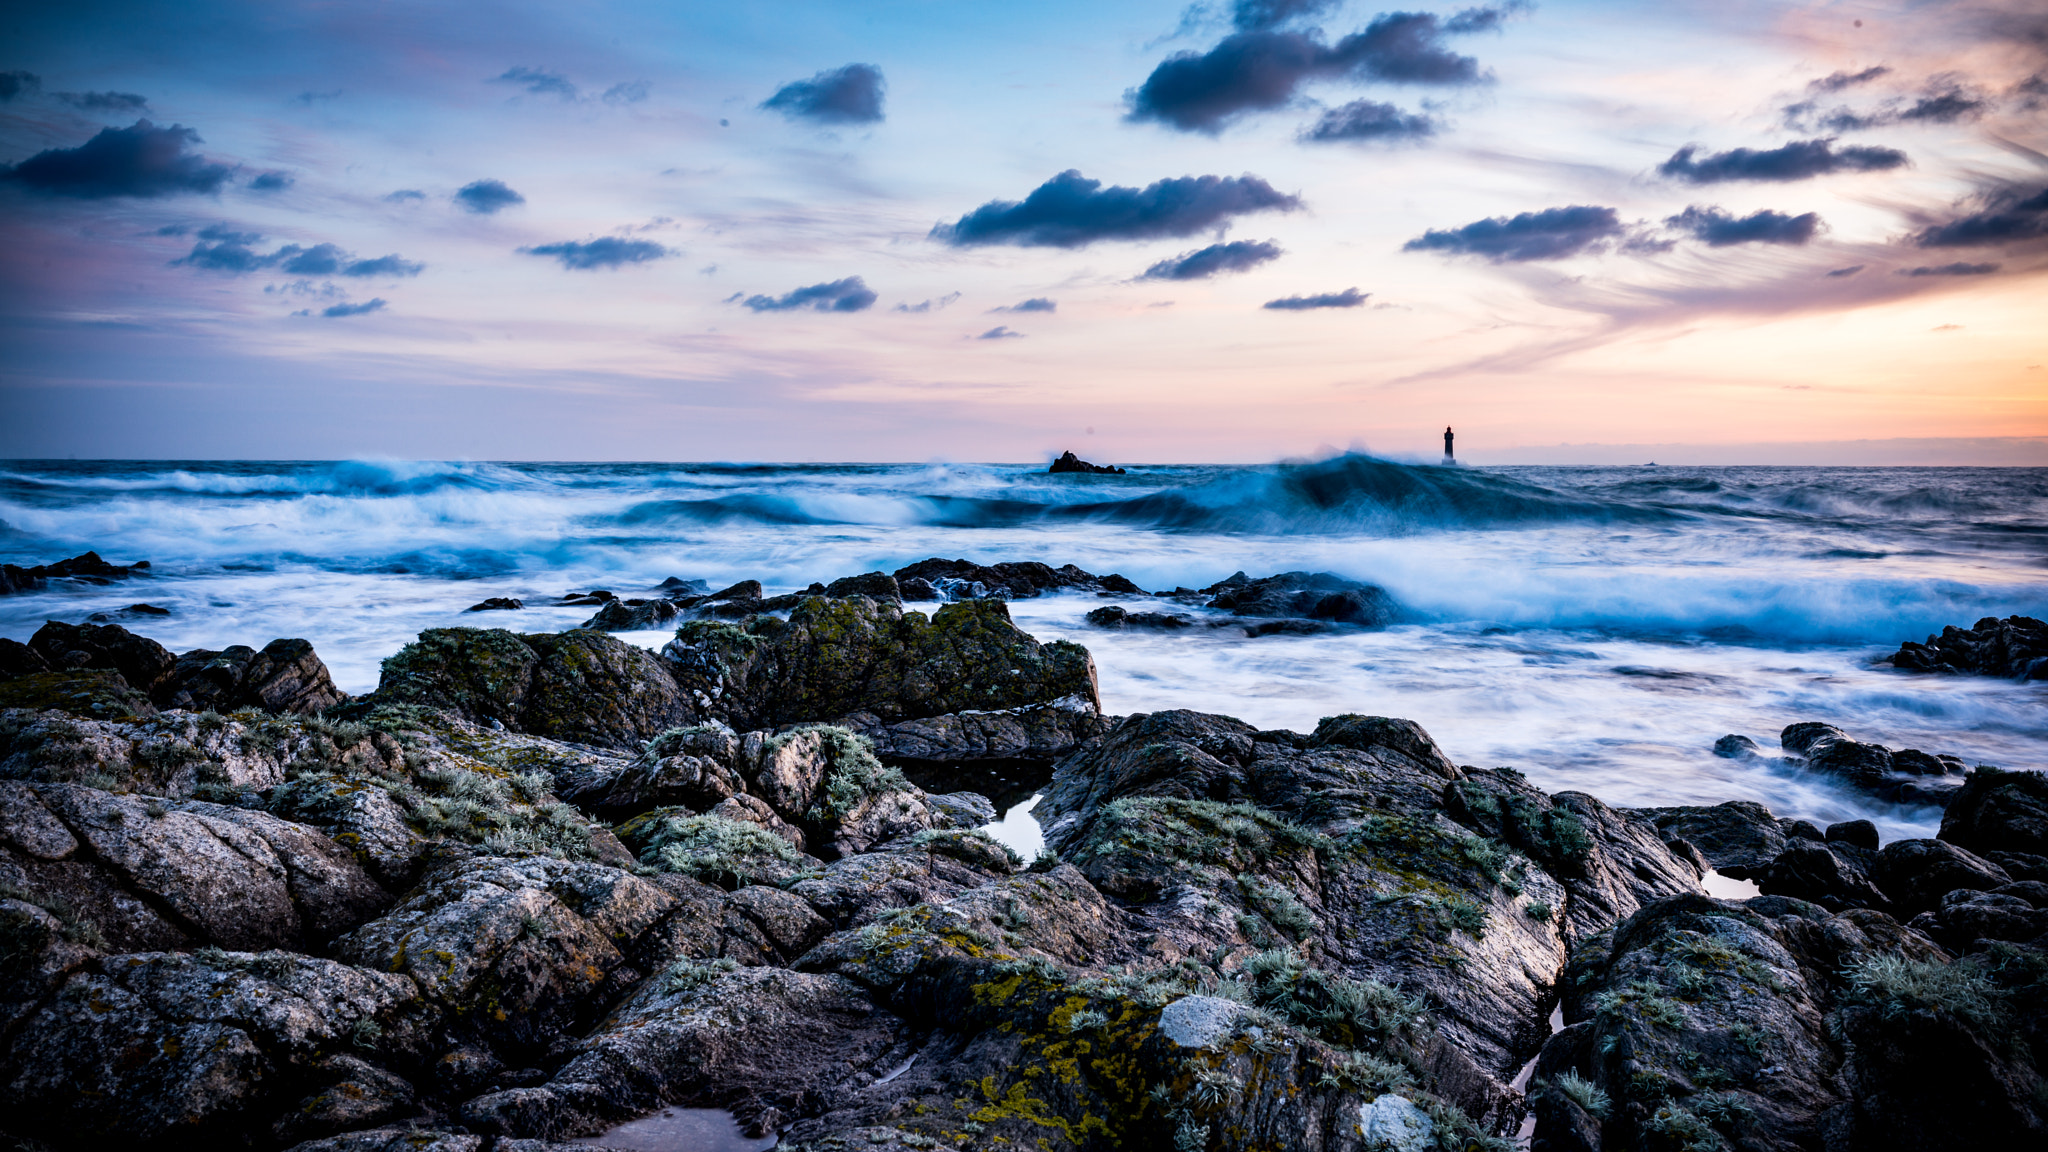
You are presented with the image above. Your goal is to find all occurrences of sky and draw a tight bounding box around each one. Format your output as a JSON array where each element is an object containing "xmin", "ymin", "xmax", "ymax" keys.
[{"xmin": 1, "ymin": 0, "xmax": 2044, "ymax": 463}]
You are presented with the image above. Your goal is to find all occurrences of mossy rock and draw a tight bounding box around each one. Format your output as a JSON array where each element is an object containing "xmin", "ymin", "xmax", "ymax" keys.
[{"xmin": 0, "ymin": 672, "xmax": 157, "ymax": 721}]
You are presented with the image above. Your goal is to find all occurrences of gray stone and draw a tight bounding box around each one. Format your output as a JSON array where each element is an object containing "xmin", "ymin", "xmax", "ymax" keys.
[{"xmin": 1158, "ymin": 994, "xmax": 1245, "ymax": 1049}]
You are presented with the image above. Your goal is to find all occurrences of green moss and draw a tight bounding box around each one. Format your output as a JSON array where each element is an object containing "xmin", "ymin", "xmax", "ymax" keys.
[
  {"xmin": 622, "ymin": 810, "xmax": 800, "ymax": 888},
  {"xmin": 0, "ymin": 671, "xmax": 154, "ymax": 721},
  {"xmin": 1070, "ymin": 796, "xmax": 1327, "ymax": 871}
]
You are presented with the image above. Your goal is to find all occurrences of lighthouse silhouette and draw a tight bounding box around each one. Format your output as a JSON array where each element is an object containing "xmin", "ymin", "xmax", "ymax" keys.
[{"xmin": 1443, "ymin": 426, "xmax": 1454, "ymax": 465}]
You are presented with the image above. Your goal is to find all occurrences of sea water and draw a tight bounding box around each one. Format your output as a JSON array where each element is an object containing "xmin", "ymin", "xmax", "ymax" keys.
[{"xmin": 3, "ymin": 456, "xmax": 2043, "ymax": 840}]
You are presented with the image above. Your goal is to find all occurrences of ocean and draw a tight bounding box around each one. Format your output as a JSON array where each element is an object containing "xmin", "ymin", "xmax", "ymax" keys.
[{"xmin": 3, "ymin": 456, "xmax": 2043, "ymax": 843}]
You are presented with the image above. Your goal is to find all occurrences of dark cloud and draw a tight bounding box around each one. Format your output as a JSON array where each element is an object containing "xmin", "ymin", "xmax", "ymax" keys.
[
  {"xmin": 1300, "ymin": 98, "xmax": 1436, "ymax": 142},
  {"xmin": 494, "ymin": 66, "xmax": 577, "ymax": 100},
  {"xmin": 249, "ymin": 171, "xmax": 293, "ymax": 192},
  {"xmin": 1404, "ymin": 205, "xmax": 1624, "ymax": 262},
  {"xmin": 519, "ymin": 237, "xmax": 671, "ymax": 270},
  {"xmin": 1127, "ymin": 9, "xmax": 1507, "ymax": 133},
  {"xmin": 174, "ymin": 239, "xmax": 268, "ymax": 273},
  {"xmin": 1231, "ymin": 0, "xmax": 1340, "ymax": 32},
  {"xmin": 1897, "ymin": 262, "xmax": 2000, "ymax": 276},
  {"xmin": 742, "ymin": 276, "xmax": 877, "ymax": 312},
  {"xmin": 977, "ymin": 325, "xmax": 1025, "ymax": 339},
  {"xmin": 58, "ymin": 91, "xmax": 148, "ymax": 113},
  {"xmin": 454, "ymin": 179, "xmax": 524, "ymax": 213},
  {"xmin": 277, "ymin": 243, "xmax": 348, "ymax": 275},
  {"xmin": 1912, "ymin": 185, "xmax": 2048, "ymax": 247},
  {"xmin": 1665, "ymin": 205, "xmax": 1821, "ymax": 247},
  {"xmin": 1263, "ymin": 287, "xmax": 1367, "ymax": 309},
  {"xmin": 602, "ymin": 81, "xmax": 649, "ymax": 105},
  {"xmin": 1, "ymin": 120, "xmax": 232, "ymax": 198},
  {"xmin": 762, "ymin": 64, "xmax": 885, "ymax": 124},
  {"xmin": 342, "ymin": 254, "xmax": 425, "ymax": 278},
  {"xmin": 1657, "ymin": 138, "xmax": 1909, "ymax": 183},
  {"xmin": 932, "ymin": 170, "xmax": 1301, "ymax": 248},
  {"xmin": 0, "ymin": 71, "xmax": 39, "ymax": 101},
  {"xmin": 384, "ymin": 189, "xmax": 425, "ymax": 202},
  {"xmin": 322, "ymin": 299, "xmax": 387, "ymax": 318},
  {"xmin": 1810, "ymin": 66, "xmax": 1890, "ymax": 92},
  {"xmin": 1826, "ymin": 265, "xmax": 1865, "ymax": 277},
  {"xmin": 1141, "ymin": 238, "xmax": 1283, "ymax": 279},
  {"xmin": 198, "ymin": 223, "xmax": 261, "ymax": 244},
  {"xmin": 1789, "ymin": 80, "xmax": 1989, "ymax": 132},
  {"xmin": 992, "ymin": 297, "xmax": 1057, "ymax": 313},
  {"xmin": 893, "ymin": 292, "xmax": 961, "ymax": 313}
]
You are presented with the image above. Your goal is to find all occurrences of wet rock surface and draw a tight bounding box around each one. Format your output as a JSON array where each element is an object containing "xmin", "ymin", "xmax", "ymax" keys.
[
  {"xmin": 0, "ymin": 581, "xmax": 2043, "ymax": 1152},
  {"xmin": 0, "ymin": 551, "xmax": 149, "ymax": 596},
  {"xmin": 1890, "ymin": 614, "xmax": 2048, "ymax": 680},
  {"xmin": 1779, "ymin": 721, "xmax": 1969, "ymax": 807},
  {"xmin": 1201, "ymin": 570, "xmax": 1401, "ymax": 627}
]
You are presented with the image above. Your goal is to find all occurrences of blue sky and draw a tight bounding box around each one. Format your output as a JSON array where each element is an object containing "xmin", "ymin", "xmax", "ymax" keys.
[{"xmin": 2, "ymin": 0, "xmax": 2044, "ymax": 461}]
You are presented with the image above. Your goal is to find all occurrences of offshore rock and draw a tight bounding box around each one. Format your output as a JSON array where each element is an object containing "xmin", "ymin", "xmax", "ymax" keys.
[
  {"xmin": 1202, "ymin": 570, "xmax": 1400, "ymax": 627},
  {"xmin": 888, "ymin": 558, "xmax": 1141, "ymax": 599},
  {"xmin": 1890, "ymin": 614, "xmax": 2048, "ymax": 679},
  {"xmin": 1047, "ymin": 449, "xmax": 1125, "ymax": 474},
  {"xmin": 0, "ymin": 551, "xmax": 149, "ymax": 596},
  {"xmin": 1779, "ymin": 721, "xmax": 1967, "ymax": 806},
  {"xmin": 1084, "ymin": 604, "xmax": 1193, "ymax": 630}
]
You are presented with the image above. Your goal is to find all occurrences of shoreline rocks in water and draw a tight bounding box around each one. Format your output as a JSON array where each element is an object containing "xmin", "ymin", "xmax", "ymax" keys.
[
  {"xmin": 0, "ymin": 622, "xmax": 348, "ymax": 717},
  {"xmin": 0, "ymin": 571, "xmax": 2043, "ymax": 1151},
  {"xmin": 1889, "ymin": 614, "xmax": 2048, "ymax": 680},
  {"xmin": 1047, "ymin": 450, "xmax": 1125, "ymax": 475},
  {"xmin": 0, "ymin": 551, "xmax": 151, "ymax": 596}
]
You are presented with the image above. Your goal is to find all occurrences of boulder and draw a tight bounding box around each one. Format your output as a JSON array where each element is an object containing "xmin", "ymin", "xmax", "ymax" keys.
[
  {"xmin": 1047, "ymin": 449, "xmax": 1125, "ymax": 474},
  {"xmin": 579, "ymin": 598, "xmax": 683, "ymax": 631},
  {"xmin": 1757, "ymin": 838, "xmax": 1891, "ymax": 913},
  {"xmin": 1940, "ymin": 767, "xmax": 2048, "ymax": 860},
  {"xmin": 1630, "ymin": 800, "xmax": 1794, "ymax": 878},
  {"xmin": 1084, "ymin": 604, "xmax": 1192, "ymax": 630},
  {"xmin": 0, "ymin": 670, "xmax": 158, "ymax": 719},
  {"xmin": 1870, "ymin": 838, "xmax": 2012, "ymax": 919},
  {"xmin": 1890, "ymin": 614, "xmax": 2048, "ymax": 679},
  {"xmin": 887, "ymin": 558, "xmax": 1141, "ymax": 600},
  {"xmin": 26, "ymin": 621, "xmax": 176, "ymax": 695},
  {"xmin": 836, "ymin": 694, "xmax": 1108, "ymax": 772},
  {"xmin": 662, "ymin": 595, "xmax": 1099, "ymax": 731},
  {"xmin": 1202, "ymin": 570, "xmax": 1400, "ymax": 627},
  {"xmin": 1780, "ymin": 721, "xmax": 1967, "ymax": 806},
  {"xmin": 466, "ymin": 597, "xmax": 524, "ymax": 611},
  {"xmin": 0, "ymin": 950, "xmax": 436, "ymax": 1149},
  {"xmin": 0, "ymin": 552, "xmax": 148, "ymax": 596}
]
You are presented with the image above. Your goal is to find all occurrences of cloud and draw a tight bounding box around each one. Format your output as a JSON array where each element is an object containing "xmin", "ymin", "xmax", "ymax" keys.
[
  {"xmin": 58, "ymin": 91, "xmax": 148, "ymax": 113},
  {"xmin": 991, "ymin": 297, "xmax": 1057, "ymax": 313},
  {"xmin": 276, "ymin": 243, "xmax": 348, "ymax": 275},
  {"xmin": 1911, "ymin": 185, "xmax": 2048, "ymax": 247},
  {"xmin": 1809, "ymin": 66, "xmax": 1891, "ymax": 92},
  {"xmin": 742, "ymin": 276, "xmax": 877, "ymax": 312},
  {"xmin": 1126, "ymin": 8, "xmax": 1509, "ymax": 133},
  {"xmin": 1665, "ymin": 205, "xmax": 1821, "ymax": 247},
  {"xmin": 384, "ymin": 189, "xmax": 425, "ymax": 202},
  {"xmin": 1, "ymin": 120, "xmax": 232, "ymax": 198},
  {"xmin": 1896, "ymin": 262, "xmax": 2000, "ymax": 276},
  {"xmin": 343, "ymin": 254, "xmax": 425, "ymax": 277},
  {"xmin": 494, "ymin": 66, "xmax": 577, "ymax": 100},
  {"xmin": 174, "ymin": 239, "xmax": 270, "ymax": 273},
  {"xmin": 0, "ymin": 71, "xmax": 39, "ymax": 101},
  {"xmin": 893, "ymin": 292, "xmax": 961, "ymax": 313},
  {"xmin": 1300, "ymin": 99, "xmax": 1436, "ymax": 142},
  {"xmin": 454, "ymin": 179, "xmax": 524, "ymax": 213},
  {"xmin": 602, "ymin": 81, "xmax": 649, "ymax": 105},
  {"xmin": 977, "ymin": 326, "xmax": 1025, "ymax": 339},
  {"xmin": 1797, "ymin": 80, "xmax": 1991, "ymax": 132},
  {"xmin": 1231, "ymin": 0, "xmax": 1342, "ymax": 32},
  {"xmin": 1658, "ymin": 138, "xmax": 1909, "ymax": 183},
  {"xmin": 1263, "ymin": 287, "xmax": 1367, "ymax": 309},
  {"xmin": 762, "ymin": 63, "xmax": 885, "ymax": 124},
  {"xmin": 1140, "ymin": 238, "xmax": 1283, "ymax": 279},
  {"xmin": 1404, "ymin": 205, "xmax": 1625, "ymax": 262},
  {"xmin": 1826, "ymin": 265, "xmax": 1865, "ymax": 277},
  {"xmin": 932, "ymin": 169, "xmax": 1302, "ymax": 248},
  {"xmin": 248, "ymin": 170, "xmax": 293, "ymax": 192},
  {"xmin": 519, "ymin": 237, "xmax": 671, "ymax": 269},
  {"xmin": 322, "ymin": 298, "xmax": 387, "ymax": 318},
  {"xmin": 175, "ymin": 234, "xmax": 422, "ymax": 278}
]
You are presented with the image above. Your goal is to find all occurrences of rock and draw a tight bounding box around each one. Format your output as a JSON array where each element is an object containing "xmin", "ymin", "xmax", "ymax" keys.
[
  {"xmin": 1629, "ymin": 800, "xmax": 1794, "ymax": 878},
  {"xmin": 85, "ymin": 602, "xmax": 172, "ymax": 623},
  {"xmin": 898, "ymin": 576, "xmax": 940, "ymax": 601},
  {"xmin": 1358, "ymin": 1094, "xmax": 1436, "ymax": 1151},
  {"xmin": 0, "ymin": 949, "xmax": 436, "ymax": 1149},
  {"xmin": 837, "ymin": 694, "xmax": 1108, "ymax": 775},
  {"xmin": 888, "ymin": 558, "xmax": 1140, "ymax": 600},
  {"xmin": 0, "ymin": 897, "xmax": 99, "ymax": 1034},
  {"xmin": 1939, "ymin": 766, "xmax": 2048, "ymax": 860},
  {"xmin": 1828, "ymin": 818, "xmax": 1880, "ymax": 850},
  {"xmin": 823, "ymin": 572, "xmax": 901, "ymax": 600},
  {"xmin": 707, "ymin": 793, "xmax": 808, "ymax": 852},
  {"xmin": 1047, "ymin": 450, "xmax": 1125, "ymax": 474},
  {"xmin": 1890, "ymin": 614, "xmax": 2048, "ymax": 679},
  {"xmin": 580, "ymin": 597, "xmax": 683, "ymax": 631},
  {"xmin": 662, "ymin": 595, "xmax": 1099, "ymax": 731},
  {"xmin": 0, "ymin": 552, "xmax": 149, "ymax": 596},
  {"xmin": 924, "ymin": 790, "xmax": 996, "ymax": 828},
  {"xmin": 281, "ymin": 1131, "xmax": 483, "ymax": 1152},
  {"xmin": 1532, "ymin": 893, "xmax": 1968, "ymax": 1152},
  {"xmin": 1712, "ymin": 733, "xmax": 1761, "ymax": 758},
  {"xmin": 0, "ymin": 638, "xmax": 50, "ymax": 679},
  {"xmin": 1871, "ymin": 838, "xmax": 2012, "ymax": 918},
  {"xmin": 1202, "ymin": 570, "xmax": 1400, "ymax": 627},
  {"xmin": 237, "ymin": 638, "xmax": 349, "ymax": 713},
  {"xmin": 1780, "ymin": 721, "xmax": 1967, "ymax": 806},
  {"xmin": 1084, "ymin": 604, "xmax": 1191, "ymax": 630},
  {"xmin": 467, "ymin": 597, "xmax": 525, "ymax": 611},
  {"xmin": 658, "ymin": 576, "xmax": 710, "ymax": 595},
  {"xmin": 333, "ymin": 855, "xmax": 679, "ymax": 1061},
  {"xmin": 1918, "ymin": 887, "xmax": 2048, "ymax": 952},
  {"xmin": 705, "ymin": 580, "xmax": 763, "ymax": 603},
  {"xmin": 369, "ymin": 627, "xmax": 702, "ymax": 750},
  {"xmin": 27, "ymin": 621, "xmax": 177, "ymax": 695},
  {"xmin": 13, "ymin": 783, "xmax": 392, "ymax": 951},
  {"xmin": 1157, "ymin": 994, "xmax": 1244, "ymax": 1048},
  {"xmin": 1757, "ymin": 838, "xmax": 1891, "ymax": 913},
  {"xmin": 272, "ymin": 1053, "xmax": 419, "ymax": 1144},
  {"xmin": 0, "ymin": 670, "xmax": 158, "ymax": 719}
]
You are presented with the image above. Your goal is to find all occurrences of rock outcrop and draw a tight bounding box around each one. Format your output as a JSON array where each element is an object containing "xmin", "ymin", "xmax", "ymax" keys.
[
  {"xmin": 7, "ymin": 623, "xmax": 346, "ymax": 716},
  {"xmin": 1201, "ymin": 570, "xmax": 1401, "ymax": 628},
  {"xmin": 1047, "ymin": 450, "xmax": 1125, "ymax": 474},
  {"xmin": 0, "ymin": 551, "xmax": 149, "ymax": 596},
  {"xmin": 1779, "ymin": 721, "xmax": 1968, "ymax": 806},
  {"xmin": 1890, "ymin": 615, "xmax": 2048, "ymax": 680}
]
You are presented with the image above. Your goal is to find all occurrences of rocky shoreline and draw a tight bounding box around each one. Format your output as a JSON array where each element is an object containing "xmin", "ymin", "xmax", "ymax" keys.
[{"xmin": 0, "ymin": 561, "xmax": 2043, "ymax": 1151}]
